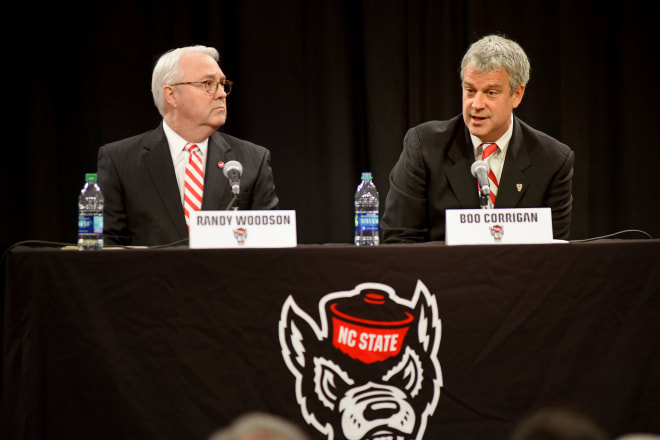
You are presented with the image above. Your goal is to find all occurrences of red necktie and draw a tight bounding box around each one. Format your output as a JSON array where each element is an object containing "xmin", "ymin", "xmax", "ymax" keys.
[
  {"xmin": 183, "ymin": 143, "xmax": 204, "ymax": 229},
  {"xmin": 481, "ymin": 143, "xmax": 499, "ymax": 206}
]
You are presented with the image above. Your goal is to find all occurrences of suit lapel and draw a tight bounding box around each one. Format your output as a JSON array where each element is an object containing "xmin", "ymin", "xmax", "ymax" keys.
[
  {"xmin": 496, "ymin": 117, "xmax": 531, "ymax": 207},
  {"xmin": 446, "ymin": 127, "xmax": 480, "ymax": 208},
  {"xmin": 202, "ymin": 132, "xmax": 233, "ymax": 210},
  {"xmin": 142, "ymin": 125, "xmax": 188, "ymax": 237}
]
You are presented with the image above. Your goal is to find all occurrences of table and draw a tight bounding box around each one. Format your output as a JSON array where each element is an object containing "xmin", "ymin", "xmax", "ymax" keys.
[{"xmin": 3, "ymin": 241, "xmax": 660, "ymax": 439}]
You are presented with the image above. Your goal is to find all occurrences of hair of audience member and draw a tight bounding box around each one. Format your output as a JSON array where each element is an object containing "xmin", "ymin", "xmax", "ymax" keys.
[
  {"xmin": 208, "ymin": 412, "xmax": 309, "ymax": 440},
  {"xmin": 151, "ymin": 45, "xmax": 220, "ymax": 116},
  {"xmin": 616, "ymin": 436, "xmax": 660, "ymax": 440},
  {"xmin": 460, "ymin": 34, "xmax": 531, "ymax": 95},
  {"xmin": 511, "ymin": 407, "xmax": 608, "ymax": 440}
]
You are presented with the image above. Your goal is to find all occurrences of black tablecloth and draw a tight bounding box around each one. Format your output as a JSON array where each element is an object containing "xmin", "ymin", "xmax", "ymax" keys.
[{"xmin": 2, "ymin": 241, "xmax": 660, "ymax": 440}]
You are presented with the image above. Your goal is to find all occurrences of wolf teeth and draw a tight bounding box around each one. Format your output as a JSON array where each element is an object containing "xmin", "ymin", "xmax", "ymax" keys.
[{"xmin": 370, "ymin": 434, "xmax": 410, "ymax": 440}]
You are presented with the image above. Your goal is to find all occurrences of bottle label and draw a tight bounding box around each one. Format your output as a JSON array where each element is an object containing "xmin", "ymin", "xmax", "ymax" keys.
[
  {"xmin": 93, "ymin": 215, "xmax": 103, "ymax": 233},
  {"xmin": 79, "ymin": 214, "xmax": 103, "ymax": 234},
  {"xmin": 355, "ymin": 213, "xmax": 379, "ymax": 232}
]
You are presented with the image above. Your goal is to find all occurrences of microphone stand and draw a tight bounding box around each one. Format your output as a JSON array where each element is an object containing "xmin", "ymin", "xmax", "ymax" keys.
[
  {"xmin": 225, "ymin": 194, "xmax": 239, "ymax": 211},
  {"xmin": 479, "ymin": 193, "xmax": 489, "ymax": 209},
  {"xmin": 478, "ymin": 184, "xmax": 490, "ymax": 209}
]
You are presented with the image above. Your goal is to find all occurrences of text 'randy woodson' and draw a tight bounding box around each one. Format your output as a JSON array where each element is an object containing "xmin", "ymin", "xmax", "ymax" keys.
[{"xmin": 196, "ymin": 213, "xmax": 292, "ymax": 226}]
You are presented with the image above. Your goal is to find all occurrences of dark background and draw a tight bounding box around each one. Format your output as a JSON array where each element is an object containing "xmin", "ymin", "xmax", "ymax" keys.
[{"xmin": 2, "ymin": 0, "xmax": 658, "ymax": 251}]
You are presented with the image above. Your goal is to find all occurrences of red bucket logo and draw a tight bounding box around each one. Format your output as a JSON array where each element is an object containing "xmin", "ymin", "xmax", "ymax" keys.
[{"xmin": 330, "ymin": 292, "xmax": 413, "ymax": 363}]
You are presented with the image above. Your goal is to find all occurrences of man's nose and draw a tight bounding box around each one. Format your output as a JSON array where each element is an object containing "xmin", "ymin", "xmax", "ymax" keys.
[
  {"xmin": 215, "ymin": 84, "xmax": 227, "ymax": 99},
  {"xmin": 472, "ymin": 92, "xmax": 485, "ymax": 109}
]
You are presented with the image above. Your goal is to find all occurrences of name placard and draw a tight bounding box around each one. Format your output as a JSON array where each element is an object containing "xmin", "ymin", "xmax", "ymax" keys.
[
  {"xmin": 189, "ymin": 210, "xmax": 297, "ymax": 249},
  {"xmin": 445, "ymin": 208, "xmax": 554, "ymax": 245}
]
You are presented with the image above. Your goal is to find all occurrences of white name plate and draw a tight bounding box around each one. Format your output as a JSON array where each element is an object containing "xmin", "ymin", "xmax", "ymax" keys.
[
  {"xmin": 446, "ymin": 208, "xmax": 553, "ymax": 245},
  {"xmin": 189, "ymin": 210, "xmax": 297, "ymax": 249}
]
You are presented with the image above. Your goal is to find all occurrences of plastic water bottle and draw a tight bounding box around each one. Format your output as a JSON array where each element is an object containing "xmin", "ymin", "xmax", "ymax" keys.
[
  {"xmin": 354, "ymin": 172, "xmax": 379, "ymax": 246},
  {"xmin": 78, "ymin": 173, "xmax": 104, "ymax": 250}
]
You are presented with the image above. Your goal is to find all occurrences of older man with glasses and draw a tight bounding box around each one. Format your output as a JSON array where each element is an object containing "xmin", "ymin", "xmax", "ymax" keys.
[{"xmin": 98, "ymin": 45, "xmax": 279, "ymax": 247}]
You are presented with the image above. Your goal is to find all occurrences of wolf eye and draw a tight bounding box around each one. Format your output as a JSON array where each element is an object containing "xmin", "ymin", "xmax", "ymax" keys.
[
  {"xmin": 313, "ymin": 357, "xmax": 355, "ymax": 410},
  {"xmin": 382, "ymin": 347, "xmax": 424, "ymax": 398}
]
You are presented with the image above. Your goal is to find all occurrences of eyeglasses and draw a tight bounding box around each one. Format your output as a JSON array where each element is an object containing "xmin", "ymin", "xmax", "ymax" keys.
[{"xmin": 170, "ymin": 79, "xmax": 233, "ymax": 95}]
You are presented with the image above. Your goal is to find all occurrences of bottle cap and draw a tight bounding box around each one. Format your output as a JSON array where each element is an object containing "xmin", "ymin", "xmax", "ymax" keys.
[
  {"xmin": 361, "ymin": 172, "xmax": 373, "ymax": 180},
  {"xmin": 85, "ymin": 173, "xmax": 97, "ymax": 182}
]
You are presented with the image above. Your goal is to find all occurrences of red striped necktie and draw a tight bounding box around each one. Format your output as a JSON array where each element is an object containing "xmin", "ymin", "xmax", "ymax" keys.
[
  {"xmin": 481, "ymin": 143, "xmax": 499, "ymax": 206},
  {"xmin": 183, "ymin": 143, "xmax": 204, "ymax": 229}
]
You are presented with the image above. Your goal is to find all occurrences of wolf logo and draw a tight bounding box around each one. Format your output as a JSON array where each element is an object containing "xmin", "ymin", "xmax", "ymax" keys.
[
  {"xmin": 279, "ymin": 281, "xmax": 442, "ymax": 440},
  {"xmin": 233, "ymin": 227, "xmax": 247, "ymax": 245},
  {"xmin": 490, "ymin": 224, "xmax": 504, "ymax": 241}
]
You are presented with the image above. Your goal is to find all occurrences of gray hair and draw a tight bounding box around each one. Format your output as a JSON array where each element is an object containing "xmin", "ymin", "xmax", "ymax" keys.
[
  {"xmin": 208, "ymin": 412, "xmax": 309, "ymax": 440},
  {"xmin": 151, "ymin": 45, "xmax": 220, "ymax": 115},
  {"xmin": 617, "ymin": 436, "xmax": 660, "ymax": 440},
  {"xmin": 511, "ymin": 407, "xmax": 607, "ymax": 440},
  {"xmin": 460, "ymin": 35, "xmax": 530, "ymax": 95}
]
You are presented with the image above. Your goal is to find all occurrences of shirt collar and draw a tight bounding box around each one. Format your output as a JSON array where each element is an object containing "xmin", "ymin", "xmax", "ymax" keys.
[
  {"xmin": 471, "ymin": 113, "xmax": 515, "ymax": 155},
  {"xmin": 163, "ymin": 120, "xmax": 209, "ymax": 158}
]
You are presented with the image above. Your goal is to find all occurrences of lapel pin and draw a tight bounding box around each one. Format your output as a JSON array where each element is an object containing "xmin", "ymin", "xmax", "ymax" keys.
[
  {"xmin": 217, "ymin": 161, "xmax": 225, "ymax": 168},
  {"xmin": 516, "ymin": 183, "xmax": 523, "ymax": 192}
]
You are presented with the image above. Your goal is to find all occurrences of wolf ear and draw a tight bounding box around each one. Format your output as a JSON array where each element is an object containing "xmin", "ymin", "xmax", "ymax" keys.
[
  {"xmin": 411, "ymin": 280, "xmax": 441, "ymax": 354},
  {"xmin": 313, "ymin": 357, "xmax": 354, "ymax": 411},
  {"xmin": 382, "ymin": 347, "xmax": 424, "ymax": 398},
  {"xmin": 279, "ymin": 296, "xmax": 321, "ymax": 373}
]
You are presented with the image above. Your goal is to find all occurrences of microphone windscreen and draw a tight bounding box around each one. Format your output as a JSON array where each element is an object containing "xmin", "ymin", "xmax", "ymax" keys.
[
  {"xmin": 470, "ymin": 160, "xmax": 488, "ymax": 178},
  {"xmin": 223, "ymin": 160, "xmax": 243, "ymax": 178}
]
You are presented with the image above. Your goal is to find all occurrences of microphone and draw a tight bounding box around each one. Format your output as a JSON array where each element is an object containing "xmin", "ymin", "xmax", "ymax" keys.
[
  {"xmin": 470, "ymin": 160, "xmax": 491, "ymax": 208},
  {"xmin": 223, "ymin": 160, "xmax": 243, "ymax": 195}
]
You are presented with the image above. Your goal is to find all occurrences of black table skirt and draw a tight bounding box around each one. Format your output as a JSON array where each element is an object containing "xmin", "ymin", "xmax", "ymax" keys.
[{"xmin": 3, "ymin": 241, "xmax": 660, "ymax": 440}]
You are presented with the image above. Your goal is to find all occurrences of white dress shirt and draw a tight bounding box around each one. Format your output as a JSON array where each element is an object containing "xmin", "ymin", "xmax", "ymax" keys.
[
  {"xmin": 163, "ymin": 120, "xmax": 209, "ymax": 206},
  {"xmin": 470, "ymin": 114, "xmax": 515, "ymax": 187}
]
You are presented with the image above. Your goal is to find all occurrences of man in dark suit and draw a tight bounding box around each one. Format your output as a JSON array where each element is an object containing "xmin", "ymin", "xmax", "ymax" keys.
[
  {"xmin": 382, "ymin": 35, "xmax": 573, "ymax": 242},
  {"xmin": 98, "ymin": 45, "xmax": 278, "ymax": 246}
]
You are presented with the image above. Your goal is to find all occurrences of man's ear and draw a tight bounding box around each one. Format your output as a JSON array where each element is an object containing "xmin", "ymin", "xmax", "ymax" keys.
[
  {"xmin": 163, "ymin": 85, "xmax": 177, "ymax": 108},
  {"xmin": 512, "ymin": 84, "xmax": 525, "ymax": 109}
]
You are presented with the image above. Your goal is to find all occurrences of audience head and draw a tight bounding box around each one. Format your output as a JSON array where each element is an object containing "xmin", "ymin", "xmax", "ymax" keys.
[
  {"xmin": 511, "ymin": 407, "xmax": 608, "ymax": 440},
  {"xmin": 208, "ymin": 412, "xmax": 309, "ymax": 440},
  {"xmin": 616, "ymin": 436, "xmax": 660, "ymax": 440}
]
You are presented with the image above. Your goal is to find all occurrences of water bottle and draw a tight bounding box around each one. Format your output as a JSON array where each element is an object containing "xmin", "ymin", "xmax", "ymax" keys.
[
  {"xmin": 78, "ymin": 173, "xmax": 104, "ymax": 250},
  {"xmin": 354, "ymin": 172, "xmax": 379, "ymax": 246}
]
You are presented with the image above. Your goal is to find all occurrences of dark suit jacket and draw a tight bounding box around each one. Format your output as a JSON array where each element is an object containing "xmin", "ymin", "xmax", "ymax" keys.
[
  {"xmin": 382, "ymin": 114, "xmax": 574, "ymax": 242},
  {"xmin": 97, "ymin": 124, "xmax": 279, "ymax": 246}
]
